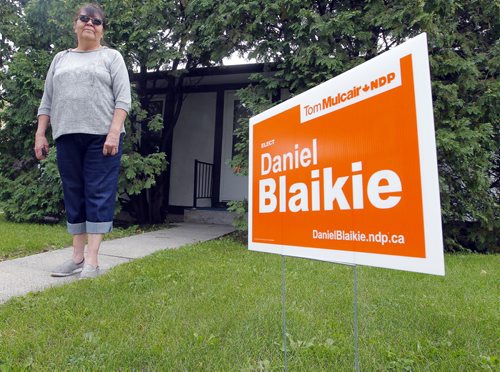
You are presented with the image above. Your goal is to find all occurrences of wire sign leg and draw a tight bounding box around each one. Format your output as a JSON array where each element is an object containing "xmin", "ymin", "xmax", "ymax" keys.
[
  {"xmin": 281, "ymin": 255, "xmax": 288, "ymax": 371},
  {"xmin": 353, "ymin": 264, "xmax": 360, "ymax": 372}
]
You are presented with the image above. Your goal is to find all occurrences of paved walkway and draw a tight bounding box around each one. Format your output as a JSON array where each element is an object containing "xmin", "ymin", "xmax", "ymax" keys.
[{"xmin": 0, "ymin": 223, "xmax": 234, "ymax": 304}]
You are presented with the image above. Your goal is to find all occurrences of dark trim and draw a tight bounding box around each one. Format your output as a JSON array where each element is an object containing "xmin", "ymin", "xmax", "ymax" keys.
[
  {"xmin": 272, "ymin": 88, "xmax": 282, "ymax": 103},
  {"xmin": 132, "ymin": 63, "xmax": 274, "ymax": 82},
  {"xmin": 212, "ymin": 89, "xmax": 225, "ymax": 207},
  {"xmin": 166, "ymin": 204, "xmax": 230, "ymax": 213},
  {"xmin": 163, "ymin": 92, "xmax": 175, "ymax": 214},
  {"xmin": 145, "ymin": 82, "xmax": 254, "ymax": 96},
  {"xmin": 185, "ymin": 63, "xmax": 270, "ymax": 77},
  {"xmin": 166, "ymin": 205, "xmax": 186, "ymax": 214},
  {"xmin": 183, "ymin": 82, "xmax": 255, "ymax": 93}
]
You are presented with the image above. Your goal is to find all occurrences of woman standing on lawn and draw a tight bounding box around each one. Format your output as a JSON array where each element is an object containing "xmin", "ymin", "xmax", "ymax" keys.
[{"xmin": 34, "ymin": 3, "xmax": 131, "ymax": 279}]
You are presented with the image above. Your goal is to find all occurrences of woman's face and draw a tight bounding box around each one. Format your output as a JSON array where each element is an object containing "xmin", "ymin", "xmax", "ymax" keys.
[{"xmin": 74, "ymin": 11, "xmax": 104, "ymax": 45}]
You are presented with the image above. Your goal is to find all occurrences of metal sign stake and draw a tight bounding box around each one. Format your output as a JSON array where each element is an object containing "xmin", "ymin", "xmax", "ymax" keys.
[
  {"xmin": 354, "ymin": 264, "xmax": 360, "ymax": 372},
  {"xmin": 281, "ymin": 255, "xmax": 288, "ymax": 371}
]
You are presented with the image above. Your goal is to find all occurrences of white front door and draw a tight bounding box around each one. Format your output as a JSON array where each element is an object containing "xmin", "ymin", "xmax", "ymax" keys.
[{"xmin": 219, "ymin": 91, "xmax": 248, "ymax": 202}]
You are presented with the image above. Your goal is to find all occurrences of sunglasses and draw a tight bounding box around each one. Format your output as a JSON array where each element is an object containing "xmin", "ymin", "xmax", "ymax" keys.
[{"xmin": 78, "ymin": 14, "xmax": 103, "ymax": 26}]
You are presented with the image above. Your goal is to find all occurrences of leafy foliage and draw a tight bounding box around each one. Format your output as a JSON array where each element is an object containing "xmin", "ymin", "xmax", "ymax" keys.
[
  {"xmin": 119, "ymin": 152, "xmax": 167, "ymax": 196},
  {"xmin": 225, "ymin": 0, "xmax": 499, "ymax": 252},
  {"xmin": 0, "ymin": 0, "xmax": 497, "ymax": 251},
  {"xmin": 102, "ymin": 0, "xmax": 239, "ymax": 223},
  {"xmin": 0, "ymin": 0, "xmax": 235, "ymax": 224},
  {"xmin": 0, "ymin": 150, "xmax": 64, "ymax": 222},
  {"xmin": 226, "ymin": 199, "xmax": 248, "ymax": 232}
]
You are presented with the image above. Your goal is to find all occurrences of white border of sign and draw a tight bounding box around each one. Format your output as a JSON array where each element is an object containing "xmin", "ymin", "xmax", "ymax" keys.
[{"xmin": 248, "ymin": 33, "xmax": 445, "ymax": 276}]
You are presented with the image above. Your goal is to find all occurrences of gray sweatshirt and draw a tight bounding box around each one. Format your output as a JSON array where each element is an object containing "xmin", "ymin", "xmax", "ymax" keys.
[{"xmin": 38, "ymin": 47, "xmax": 131, "ymax": 140}]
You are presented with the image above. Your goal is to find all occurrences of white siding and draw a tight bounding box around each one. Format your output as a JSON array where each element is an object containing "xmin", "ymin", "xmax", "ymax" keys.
[
  {"xmin": 219, "ymin": 91, "xmax": 248, "ymax": 201},
  {"xmin": 168, "ymin": 92, "xmax": 216, "ymax": 206}
]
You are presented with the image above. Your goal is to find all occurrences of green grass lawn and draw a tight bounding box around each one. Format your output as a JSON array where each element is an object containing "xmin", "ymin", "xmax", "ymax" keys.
[
  {"xmin": 0, "ymin": 212, "xmax": 166, "ymax": 261},
  {"xmin": 0, "ymin": 237, "xmax": 498, "ymax": 370}
]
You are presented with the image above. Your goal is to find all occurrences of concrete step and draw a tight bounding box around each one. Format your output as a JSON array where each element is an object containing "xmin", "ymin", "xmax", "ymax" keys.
[{"xmin": 184, "ymin": 208, "xmax": 237, "ymax": 226}]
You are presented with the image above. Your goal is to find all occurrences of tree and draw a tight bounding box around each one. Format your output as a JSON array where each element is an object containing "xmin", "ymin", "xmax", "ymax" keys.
[
  {"xmin": 0, "ymin": 0, "xmax": 66, "ymax": 222},
  {"xmin": 102, "ymin": 0, "xmax": 239, "ymax": 223},
  {"xmin": 0, "ymin": 1, "xmax": 21, "ymax": 72},
  {"xmin": 226, "ymin": 0, "xmax": 499, "ymax": 252},
  {"xmin": 0, "ymin": 0, "xmax": 497, "ymax": 251},
  {"xmin": 0, "ymin": 0, "xmax": 237, "ymax": 224}
]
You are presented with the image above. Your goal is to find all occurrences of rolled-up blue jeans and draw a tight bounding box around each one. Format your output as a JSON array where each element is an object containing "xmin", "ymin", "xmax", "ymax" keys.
[{"xmin": 56, "ymin": 133, "xmax": 123, "ymax": 235}]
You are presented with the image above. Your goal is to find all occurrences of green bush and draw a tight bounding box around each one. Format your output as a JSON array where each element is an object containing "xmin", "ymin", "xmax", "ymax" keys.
[
  {"xmin": 227, "ymin": 199, "xmax": 248, "ymax": 242},
  {"xmin": 225, "ymin": 1, "xmax": 499, "ymax": 253},
  {"xmin": 0, "ymin": 150, "xmax": 64, "ymax": 222},
  {"xmin": 443, "ymin": 221, "xmax": 500, "ymax": 254}
]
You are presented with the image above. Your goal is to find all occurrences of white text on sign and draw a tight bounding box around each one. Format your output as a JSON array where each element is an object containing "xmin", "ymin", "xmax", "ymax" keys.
[{"xmin": 259, "ymin": 139, "xmax": 402, "ymax": 213}]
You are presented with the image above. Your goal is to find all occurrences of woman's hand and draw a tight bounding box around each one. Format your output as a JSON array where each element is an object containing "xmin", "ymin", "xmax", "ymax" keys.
[
  {"xmin": 103, "ymin": 131, "xmax": 120, "ymax": 156},
  {"xmin": 104, "ymin": 109, "xmax": 127, "ymax": 156},
  {"xmin": 34, "ymin": 134, "xmax": 50, "ymax": 160}
]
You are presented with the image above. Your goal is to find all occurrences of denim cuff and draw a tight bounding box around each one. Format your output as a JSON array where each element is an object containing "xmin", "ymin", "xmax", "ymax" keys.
[
  {"xmin": 86, "ymin": 221, "xmax": 113, "ymax": 234},
  {"xmin": 67, "ymin": 222, "xmax": 86, "ymax": 235}
]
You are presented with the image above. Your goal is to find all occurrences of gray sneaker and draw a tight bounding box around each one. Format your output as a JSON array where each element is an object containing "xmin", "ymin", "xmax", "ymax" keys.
[
  {"xmin": 51, "ymin": 259, "xmax": 84, "ymax": 277},
  {"xmin": 79, "ymin": 264, "xmax": 100, "ymax": 279}
]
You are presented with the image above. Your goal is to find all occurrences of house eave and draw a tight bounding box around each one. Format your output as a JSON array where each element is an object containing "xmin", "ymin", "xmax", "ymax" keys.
[{"xmin": 131, "ymin": 62, "xmax": 276, "ymax": 82}]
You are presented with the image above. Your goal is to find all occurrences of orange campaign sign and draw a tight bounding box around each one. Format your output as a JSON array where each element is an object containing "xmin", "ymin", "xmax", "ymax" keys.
[{"xmin": 248, "ymin": 34, "xmax": 445, "ymax": 275}]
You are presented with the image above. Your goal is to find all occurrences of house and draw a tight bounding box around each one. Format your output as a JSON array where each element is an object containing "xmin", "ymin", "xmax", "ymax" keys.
[{"xmin": 136, "ymin": 63, "xmax": 279, "ymax": 219}]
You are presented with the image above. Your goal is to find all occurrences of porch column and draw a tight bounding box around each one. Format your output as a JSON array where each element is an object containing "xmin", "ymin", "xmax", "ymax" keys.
[{"xmin": 211, "ymin": 89, "xmax": 224, "ymax": 207}]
